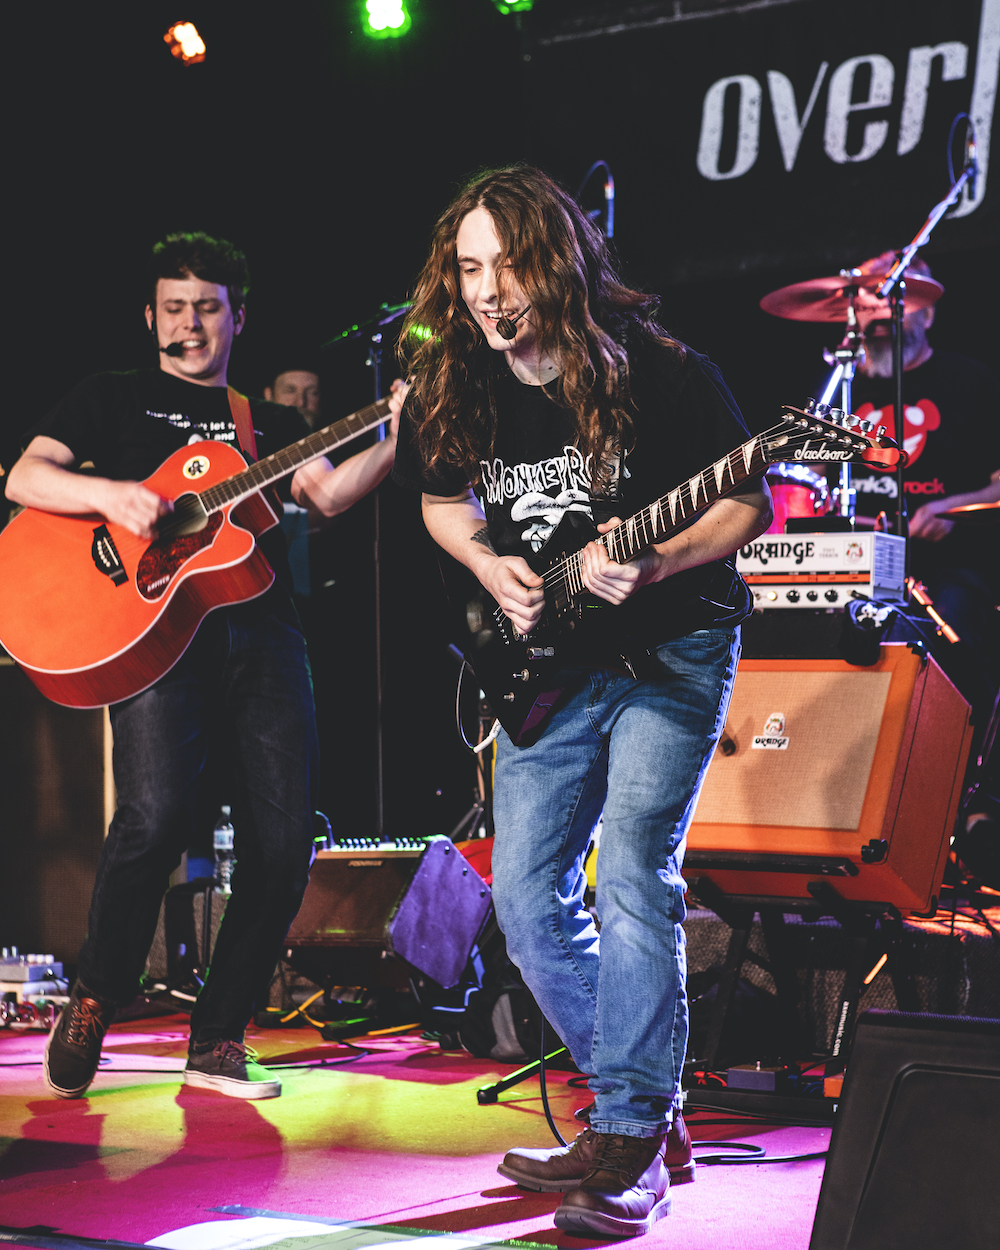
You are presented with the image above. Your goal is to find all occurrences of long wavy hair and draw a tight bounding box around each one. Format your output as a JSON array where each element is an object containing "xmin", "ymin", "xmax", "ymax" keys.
[{"xmin": 397, "ymin": 165, "xmax": 683, "ymax": 489}]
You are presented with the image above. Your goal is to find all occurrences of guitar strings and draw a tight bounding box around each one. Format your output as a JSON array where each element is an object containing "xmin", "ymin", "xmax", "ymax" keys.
[
  {"xmin": 537, "ymin": 416, "xmax": 868, "ymax": 602},
  {"xmin": 197, "ymin": 398, "xmax": 391, "ymax": 513}
]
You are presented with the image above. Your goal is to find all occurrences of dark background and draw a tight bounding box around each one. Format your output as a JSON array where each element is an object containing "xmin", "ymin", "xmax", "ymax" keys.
[{"xmin": 3, "ymin": 0, "xmax": 997, "ymax": 844}]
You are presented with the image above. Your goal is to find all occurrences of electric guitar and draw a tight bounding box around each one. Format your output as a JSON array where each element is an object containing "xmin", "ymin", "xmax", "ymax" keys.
[
  {"xmin": 471, "ymin": 404, "xmax": 895, "ymax": 746},
  {"xmin": 0, "ymin": 397, "xmax": 392, "ymax": 708}
]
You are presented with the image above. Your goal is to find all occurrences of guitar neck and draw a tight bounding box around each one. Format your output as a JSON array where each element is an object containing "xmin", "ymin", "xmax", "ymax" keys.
[
  {"xmin": 554, "ymin": 428, "xmax": 772, "ymax": 607},
  {"xmin": 196, "ymin": 398, "xmax": 392, "ymax": 511}
]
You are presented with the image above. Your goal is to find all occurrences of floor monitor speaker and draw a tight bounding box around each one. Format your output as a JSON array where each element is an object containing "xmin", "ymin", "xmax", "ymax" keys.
[
  {"xmin": 285, "ymin": 836, "xmax": 492, "ymax": 989},
  {"xmin": 809, "ymin": 1009, "xmax": 1000, "ymax": 1249},
  {"xmin": 685, "ymin": 644, "xmax": 973, "ymax": 913}
]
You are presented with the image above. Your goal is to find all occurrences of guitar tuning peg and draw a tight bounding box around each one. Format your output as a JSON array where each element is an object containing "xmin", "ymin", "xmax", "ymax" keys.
[
  {"xmin": 875, "ymin": 426, "xmax": 887, "ymax": 438},
  {"xmin": 804, "ymin": 398, "xmax": 817, "ymax": 414},
  {"xmin": 859, "ymin": 419, "xmax": 874, "ymax": 433},
  {"xmin": 815, "ymin": 402, "xmax": 831, "ymax": 416},
  {"xmin": 829, "ymin": 407, "xmax": 844, "ymax": 421}
]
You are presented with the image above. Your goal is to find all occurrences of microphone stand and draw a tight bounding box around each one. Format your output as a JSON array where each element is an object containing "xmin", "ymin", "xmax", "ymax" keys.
[
  {"xmin": 364, "ymin": 303, "xmax": 409, "ymax": 840},
  {"xmin": 876, "ymin": 128, "xmax": 977, "ymax": 543},
  {"xmin": 323, "ymin": 300, "xmax": 410, "ymax": 841},
  {"xmin": 817, "ymin": 277, "xmax": 865, "ymax": 521}
]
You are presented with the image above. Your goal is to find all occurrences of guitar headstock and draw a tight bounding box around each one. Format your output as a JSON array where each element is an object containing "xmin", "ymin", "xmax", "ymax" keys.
[{"xmin": 765, "ymin": 401, "xmax": 905, "ymax": 469}]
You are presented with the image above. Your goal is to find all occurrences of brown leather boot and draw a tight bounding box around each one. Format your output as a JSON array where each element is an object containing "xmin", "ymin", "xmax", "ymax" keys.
[
  {"xmin": 554, "ymin": 1131, "xmax": 671, "ymax": 1238},
  {"xmin": 498, "ymin": 1128, "xmax": 602, "ymax": 1192},
  {"xmin": 573, "ymin": 1105, "xmax": 696, "ymax": 1184}
]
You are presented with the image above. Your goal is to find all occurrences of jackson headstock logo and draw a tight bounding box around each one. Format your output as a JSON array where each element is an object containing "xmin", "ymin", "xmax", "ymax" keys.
[
  {"xmin": 792, "ymin": 440, "xmax": 853, "ymax": 463},
  {"xmin": 182, "ymin": 454, "xmax": 210, "ymax": 480},
  {"xmin": 753, "ymin": 712, "xmax": 789, "ymax": 750}
]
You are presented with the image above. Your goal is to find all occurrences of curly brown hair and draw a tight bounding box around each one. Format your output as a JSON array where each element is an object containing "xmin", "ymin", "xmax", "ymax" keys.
[{"xmin": 397, "ymin": 165, "xmax": 683, "ymax": 489}]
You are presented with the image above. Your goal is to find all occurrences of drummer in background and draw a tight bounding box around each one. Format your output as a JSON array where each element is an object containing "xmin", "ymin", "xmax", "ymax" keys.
[{"xmin": 850, "ymin": 252, "xmax": 1000, "ymax": 733}]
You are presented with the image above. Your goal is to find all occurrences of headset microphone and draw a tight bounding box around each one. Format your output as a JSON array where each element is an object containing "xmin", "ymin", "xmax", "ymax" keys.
[
  {"xmin": 160, "ymin": 342, "xmax": 185, "ymax": 357},
  {"xmin": 496, "ymin": 306, "xmax": 530, "ymax": 341}
]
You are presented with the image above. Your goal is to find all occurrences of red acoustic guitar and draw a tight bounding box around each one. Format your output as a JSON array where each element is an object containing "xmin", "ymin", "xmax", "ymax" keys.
[{"xmin": 0, "ymin": 398, "xmax": 391, "ymax": 708}]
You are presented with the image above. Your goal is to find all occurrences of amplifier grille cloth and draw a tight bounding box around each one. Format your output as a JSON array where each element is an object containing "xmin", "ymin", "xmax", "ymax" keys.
[{"xmin": 693, "ymin": 670, "xmax": 892, "ymax": 830}]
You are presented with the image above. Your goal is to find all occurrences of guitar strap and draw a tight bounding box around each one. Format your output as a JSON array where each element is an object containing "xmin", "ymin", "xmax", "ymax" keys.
[{"xmin": 226, "ymin": 387, "xmax": 259, "ymax": 462}]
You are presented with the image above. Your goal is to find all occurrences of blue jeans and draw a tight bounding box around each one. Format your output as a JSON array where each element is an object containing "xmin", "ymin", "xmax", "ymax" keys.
[
  {"xmin": 491, "ymin": 628, "xmax": 740, "ymax": 1138},
  {"xmin": 77, "ymin": 597, "xmax": 319, "ymax": 1049}
]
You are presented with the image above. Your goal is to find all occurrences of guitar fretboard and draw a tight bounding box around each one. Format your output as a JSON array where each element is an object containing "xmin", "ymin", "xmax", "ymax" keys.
[
  {"xmin": 549, "ymin": 428, "xmax": 775, "ymax": 610},
  {"xmin": 197, "ymin": 398, "xmax": 392, "ymax": 512}
]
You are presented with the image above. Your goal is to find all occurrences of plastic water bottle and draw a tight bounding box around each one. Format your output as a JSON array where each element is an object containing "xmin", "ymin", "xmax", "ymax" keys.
[{"xmin": 213, "ymin": 806, "xmax": 236, "ymax": 896}]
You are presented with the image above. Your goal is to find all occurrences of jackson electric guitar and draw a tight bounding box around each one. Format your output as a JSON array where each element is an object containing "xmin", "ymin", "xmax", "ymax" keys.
[
  {"xmin": 0, "ymin": 398, "xmax": 392, "ymax": 708},
  {"xmin": 472, "ymin": 403, "xmax": 898, "ymax": 746}
]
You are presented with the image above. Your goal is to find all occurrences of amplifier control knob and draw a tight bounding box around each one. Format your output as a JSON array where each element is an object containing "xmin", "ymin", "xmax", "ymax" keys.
[
  {"xmin": 786, "ymin": 589, "xmax": 800, "ymax": 603},
  {"xmin": 825, "ymin": 589, "xmax": 839, "ymax": 602},
  {"xmin": 806, "ymin": 590, "xmax": 818, "ymax": 602}
]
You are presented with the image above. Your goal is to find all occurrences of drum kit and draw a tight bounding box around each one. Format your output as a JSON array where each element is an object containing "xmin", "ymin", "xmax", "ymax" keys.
[
  {"xmin": 758, "ymin": 265, "xmax": 998, "ymax": 537},
  {"xmin": 758, "ymin": 266, "xmax": 944, "ymax": 535}
]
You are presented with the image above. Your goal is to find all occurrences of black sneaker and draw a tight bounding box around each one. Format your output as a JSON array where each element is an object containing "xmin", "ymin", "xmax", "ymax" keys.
[
  {"xmin": 183, "ymin": 1040, "xmax": 281, "ymax": 1099},
  {"xmin": 44, "ymin": 982, "xmax": 117, "ymax": 1099}
]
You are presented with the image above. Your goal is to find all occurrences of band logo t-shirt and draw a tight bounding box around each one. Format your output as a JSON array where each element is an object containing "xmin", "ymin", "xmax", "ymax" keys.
[
  {"xmin": 25, "ymin": 367, "xmax": 309, "ymax": 608},
  {"xmin": 394, "ymin": 339, "xmax": 759, "ymax": 653}
]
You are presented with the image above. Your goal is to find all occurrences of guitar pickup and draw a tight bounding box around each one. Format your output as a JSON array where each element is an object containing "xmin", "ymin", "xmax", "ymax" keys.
[{"xmin": 526, "ymin": 647, "xmax": 555, "ymax": 658}]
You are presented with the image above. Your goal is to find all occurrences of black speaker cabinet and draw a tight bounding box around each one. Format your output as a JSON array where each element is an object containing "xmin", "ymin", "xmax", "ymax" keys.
[
  {"xmin": 810, "ymin": 1009, "xmax": 1000, "ymax": 1249},
  {"xmin": 285, "ymin": 836, "xmax": 492, "ymax": 989}
]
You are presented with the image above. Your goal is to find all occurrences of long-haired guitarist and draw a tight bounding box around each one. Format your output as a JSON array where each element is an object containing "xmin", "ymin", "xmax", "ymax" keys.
[
  {"xmin": 6, "ymin": 231, "xmax": 398, "ymax": 1102},
  {"xmin": 391, "ymin": 166, "xmax": 772, "ymax": 1238}
]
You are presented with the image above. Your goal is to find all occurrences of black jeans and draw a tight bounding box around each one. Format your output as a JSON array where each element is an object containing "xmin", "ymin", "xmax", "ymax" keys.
[{"xmin": 77, "ymin": 598, "xmax": 319, "ymax": 1048}]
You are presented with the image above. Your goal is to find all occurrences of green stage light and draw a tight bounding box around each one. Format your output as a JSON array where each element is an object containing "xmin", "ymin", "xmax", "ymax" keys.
[
  {"xmin": 490, "ymin": 0, "xmax": 534, "ymax": 13},
  {"xmin": 363, "ymin": 0, "xmax": 411, "ymax": 38}
]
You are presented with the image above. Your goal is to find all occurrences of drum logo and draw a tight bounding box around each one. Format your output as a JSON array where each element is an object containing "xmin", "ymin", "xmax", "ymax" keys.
[
  {"xmin": 182, "ymin": 454, "xmax": 210, "ymax": 479},
  {"xmin": 753, "ymin": 712, "xmax": 789, "ymax": 750}
]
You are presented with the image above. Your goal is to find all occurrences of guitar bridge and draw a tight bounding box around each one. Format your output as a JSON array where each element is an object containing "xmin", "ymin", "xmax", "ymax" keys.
[{"xmin": 91, "ymin": 525, "xmax": 127, "ymax": 587}]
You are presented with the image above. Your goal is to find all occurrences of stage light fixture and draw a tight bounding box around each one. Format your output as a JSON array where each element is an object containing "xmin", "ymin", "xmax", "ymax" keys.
[
  {"xmin": 363, "ymin": 0, "xmax": 411, "ymax": 39},
  {"xmin": 164, "ymin": 21, "xmax": 206, "ymax": 65},
  {"xmin": 490, "ymin": 0, "xmax": 534, "ymax": 13}
]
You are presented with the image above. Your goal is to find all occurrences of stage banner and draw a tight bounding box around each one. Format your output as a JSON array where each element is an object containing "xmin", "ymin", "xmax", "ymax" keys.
[{"xmin": 524, "ymin": 0, "xmax": 998, "ymax": 282}]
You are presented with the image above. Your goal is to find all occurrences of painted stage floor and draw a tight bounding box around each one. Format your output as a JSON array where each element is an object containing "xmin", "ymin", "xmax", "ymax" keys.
[{"xmin": 0, "ymin": 1015, "xmax": 830, "ymax": 1249}]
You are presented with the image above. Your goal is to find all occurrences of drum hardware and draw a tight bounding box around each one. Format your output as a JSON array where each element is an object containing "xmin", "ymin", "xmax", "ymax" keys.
[
  {"xmin": 758, "ymin": 271, "xmax": 943, "ymax": 323},
  {"xmin": 760, "ymin": 113, "xmax": 974, "ymax": 545},
  {"xmin": 939, "ymin": 501, "xmax": 1000, "ymax": 525}
]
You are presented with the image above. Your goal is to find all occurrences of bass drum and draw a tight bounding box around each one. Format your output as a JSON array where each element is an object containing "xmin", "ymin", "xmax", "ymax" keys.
[{"xmin": 765, "ymin": 462, "xmax": 829, "ymax": 534}]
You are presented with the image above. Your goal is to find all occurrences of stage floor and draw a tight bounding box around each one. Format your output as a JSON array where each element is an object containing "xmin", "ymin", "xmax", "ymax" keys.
[{"xmin": 0, "ymin": 1014, "xmax": 830, "ymax": 1249}]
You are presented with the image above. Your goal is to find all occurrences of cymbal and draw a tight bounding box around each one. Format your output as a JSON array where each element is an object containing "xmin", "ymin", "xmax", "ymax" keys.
[
  {"xmin": 939, "ymin": 502, "xmax": 1000, "ymax": 525},
  {"xmin": 760, "ymin": 273, "xmax": 944, "ymax": 322}
]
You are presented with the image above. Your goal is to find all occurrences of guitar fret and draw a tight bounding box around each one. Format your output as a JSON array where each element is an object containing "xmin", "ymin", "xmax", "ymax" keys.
[{"xmin": 741, "ymin": 437, "xmax": 759, "ymax": 476}]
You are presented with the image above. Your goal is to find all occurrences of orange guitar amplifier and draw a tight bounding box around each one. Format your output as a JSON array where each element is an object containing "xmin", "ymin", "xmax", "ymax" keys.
[{"xmin": 684, "ymin": 644, "xmax": 973, "ymax": 915}]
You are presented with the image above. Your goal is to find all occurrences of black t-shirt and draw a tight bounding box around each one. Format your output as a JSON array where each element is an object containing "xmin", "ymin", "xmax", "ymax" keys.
[
  {"xmin": 24, "ymin": 367, "xmax": 309, "ymax": 611},
  {"xmin": 849, "ymin": 350, "xmax": 1000, "ymax": 581},
  {"xmin": 393, "ymin": 339, "xmax": 757, "ymax": 650}
]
